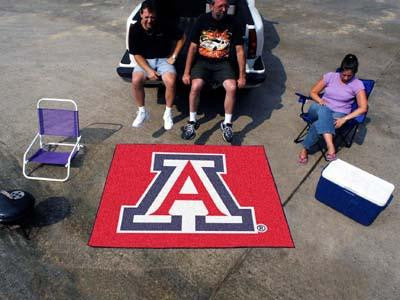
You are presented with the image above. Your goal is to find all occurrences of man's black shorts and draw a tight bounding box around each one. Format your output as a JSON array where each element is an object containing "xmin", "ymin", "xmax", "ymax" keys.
[{"xmin": 191, "ymin": 59, "xmax": 236, "ymax": 85}]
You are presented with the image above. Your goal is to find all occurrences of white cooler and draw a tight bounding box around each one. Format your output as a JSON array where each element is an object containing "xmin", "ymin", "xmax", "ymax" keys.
[{"xmin": 315, "ymin": 159, "xmax": 395, "ymax": 225}]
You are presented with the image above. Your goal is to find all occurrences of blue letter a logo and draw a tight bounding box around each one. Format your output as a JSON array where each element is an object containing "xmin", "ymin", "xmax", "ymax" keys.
[{"xmin": 118, "ymin": 153, "xmax": 256, "ymax": 233}]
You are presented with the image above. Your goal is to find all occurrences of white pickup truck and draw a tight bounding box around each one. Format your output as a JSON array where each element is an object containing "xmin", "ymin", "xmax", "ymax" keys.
[{"xmin": 116, "ymin": 0, "xmax": 266, "ymax": 88}]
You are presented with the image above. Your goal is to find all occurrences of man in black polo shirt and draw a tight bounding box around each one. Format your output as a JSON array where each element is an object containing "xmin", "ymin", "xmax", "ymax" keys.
[
  {"xmin": 181, "ymin": 0, "xmax": 246, "ymax": 143},
  {"xmin": 129, "ymin": 0, "xmax": 185, "ymax": 130}
]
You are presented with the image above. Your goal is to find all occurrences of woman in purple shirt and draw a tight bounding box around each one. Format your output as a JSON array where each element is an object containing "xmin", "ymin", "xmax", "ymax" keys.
[{"xmin": 298, "ymin": 54, "xmax": 368, "ymax": 164}]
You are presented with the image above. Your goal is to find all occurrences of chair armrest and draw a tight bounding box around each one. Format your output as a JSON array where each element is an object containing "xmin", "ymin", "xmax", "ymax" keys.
[
  {"xmin": 23, "ymin": 134, "xmax": 40, "ymax": 163},
  {"xmin": 66, "ymin": 136, "xmax": 82, "ymax": 167},
  {"xmin": 295, "ymin": 92, "xmax": 312, "ymax": 104}
]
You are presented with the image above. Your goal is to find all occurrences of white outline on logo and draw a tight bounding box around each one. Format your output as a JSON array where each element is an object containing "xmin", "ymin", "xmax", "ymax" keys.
[{"xmin": 117, "ymin": 152, "xmax": 259, "ymax": 234}]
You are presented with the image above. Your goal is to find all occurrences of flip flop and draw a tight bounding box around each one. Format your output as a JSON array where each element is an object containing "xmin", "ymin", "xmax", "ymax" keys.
[
  {"xmin": 298, "ymin": 155, "xmax": 308, "ymax": 165},
  {"xmin": 326, "ymin": 153, "xmax": 337, "ymax": 161}
]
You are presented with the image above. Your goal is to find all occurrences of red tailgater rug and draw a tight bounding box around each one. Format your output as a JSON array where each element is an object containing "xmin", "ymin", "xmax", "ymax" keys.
[{"xmin": 89, "ymin": 144, "xmax": 294, "ymax": 248}]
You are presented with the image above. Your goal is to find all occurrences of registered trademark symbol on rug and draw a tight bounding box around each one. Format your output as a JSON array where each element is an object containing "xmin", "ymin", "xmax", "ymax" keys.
[{"xmin": 257, "ymin": 224, "xmax": 268, "ymax": 233}]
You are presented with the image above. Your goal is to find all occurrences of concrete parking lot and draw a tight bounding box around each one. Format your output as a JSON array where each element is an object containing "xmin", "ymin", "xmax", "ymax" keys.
[{"xmin": 1, "ymin": 0, "xmax": 399, "ymax": 299}]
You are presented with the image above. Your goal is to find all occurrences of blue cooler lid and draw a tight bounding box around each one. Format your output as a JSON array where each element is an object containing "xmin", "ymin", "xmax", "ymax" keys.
[{"xmin": 322, "ymin": 159, "xmax": 395, "ymax": 206}]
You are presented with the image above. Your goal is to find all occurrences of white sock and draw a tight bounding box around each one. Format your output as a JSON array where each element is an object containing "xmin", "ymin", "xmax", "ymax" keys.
[
  {"xmin": 189, "ymin": 112, "xmax": 197, "ymax": 122},
  {"xmin": 165, "ymin": 106, "xmax": 172, "ymax": 115},
  {"xmin": 224, "ymin": 114, "xmax": 232, "ymax": 124},
  {"xmin": 138, "ymin": 106, "xmax": 145, "ymax": 112}
]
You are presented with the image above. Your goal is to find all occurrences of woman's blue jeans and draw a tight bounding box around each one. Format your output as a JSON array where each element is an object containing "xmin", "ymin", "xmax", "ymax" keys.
[{"xmin": 302, "ymin": 103, "xmax": 346, "ymax": 150}]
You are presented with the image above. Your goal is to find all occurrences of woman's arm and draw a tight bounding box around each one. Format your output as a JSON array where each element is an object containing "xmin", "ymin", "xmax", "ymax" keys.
[
  {"xmin": 335, "ymin": 90, "xmax": 368, "ymax": 128},
  {"xmin": 310, "ymin": 78, "xmax": 327, "ymax": 105}
]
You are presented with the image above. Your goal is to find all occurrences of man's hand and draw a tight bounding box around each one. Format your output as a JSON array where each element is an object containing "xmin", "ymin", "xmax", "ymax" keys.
[
  {"xmin": 237, "ymin": 76, "xmax": 246, "ymax": 89},
  {"xmin": 335, "ymin": 117, "xmax": 348, "ymax": 129},
  {"xmin": 147, "ymin": 69, "xmax": 160, "ymax": 81},
  {"xmin": 318, "ymin": 99, "xmax": 326, "ymax": 106},
  {"xmin": 167, "ymin": 55, "xmax": 176, "ymax": 65},
  {"xmin": 182, "ymin": 73, "xmax": 191, "ymax": 85}
]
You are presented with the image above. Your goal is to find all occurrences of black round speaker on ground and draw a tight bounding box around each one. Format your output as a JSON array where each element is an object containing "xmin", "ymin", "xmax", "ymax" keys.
[{"xmin": 0, "ymin": 190, "xmax": 35, "ymax": 224}]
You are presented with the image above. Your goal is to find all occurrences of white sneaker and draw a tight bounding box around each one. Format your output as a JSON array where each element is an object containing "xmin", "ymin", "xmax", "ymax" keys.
[
  {"xmin": 132, "ymin": 109, "xmax": 149, "ymax": 127},
  {"xmin": 163, "ymin": 111, "xmax": 173, "ymax": 130}
]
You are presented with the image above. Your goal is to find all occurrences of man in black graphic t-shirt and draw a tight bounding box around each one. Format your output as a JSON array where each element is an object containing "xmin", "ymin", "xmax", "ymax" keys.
[
  {"xmin": 182, "ymin": 0, "xmax": 246, "ymax": 143},
  {"xmin": 129, "ymin": 0, "xmax": 185, "ymax": 130}
]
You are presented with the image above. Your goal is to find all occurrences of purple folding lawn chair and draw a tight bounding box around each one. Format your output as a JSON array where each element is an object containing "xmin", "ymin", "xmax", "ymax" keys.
[{"xmin": 23, "ymin": 98, "xmax": 82, "ymax": 182}]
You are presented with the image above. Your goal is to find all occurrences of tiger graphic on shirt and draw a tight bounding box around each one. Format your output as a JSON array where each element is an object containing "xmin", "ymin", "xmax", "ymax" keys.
[{"xmin": 199, "ymin": 29, "xmax": 232, "ymax": 59}]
